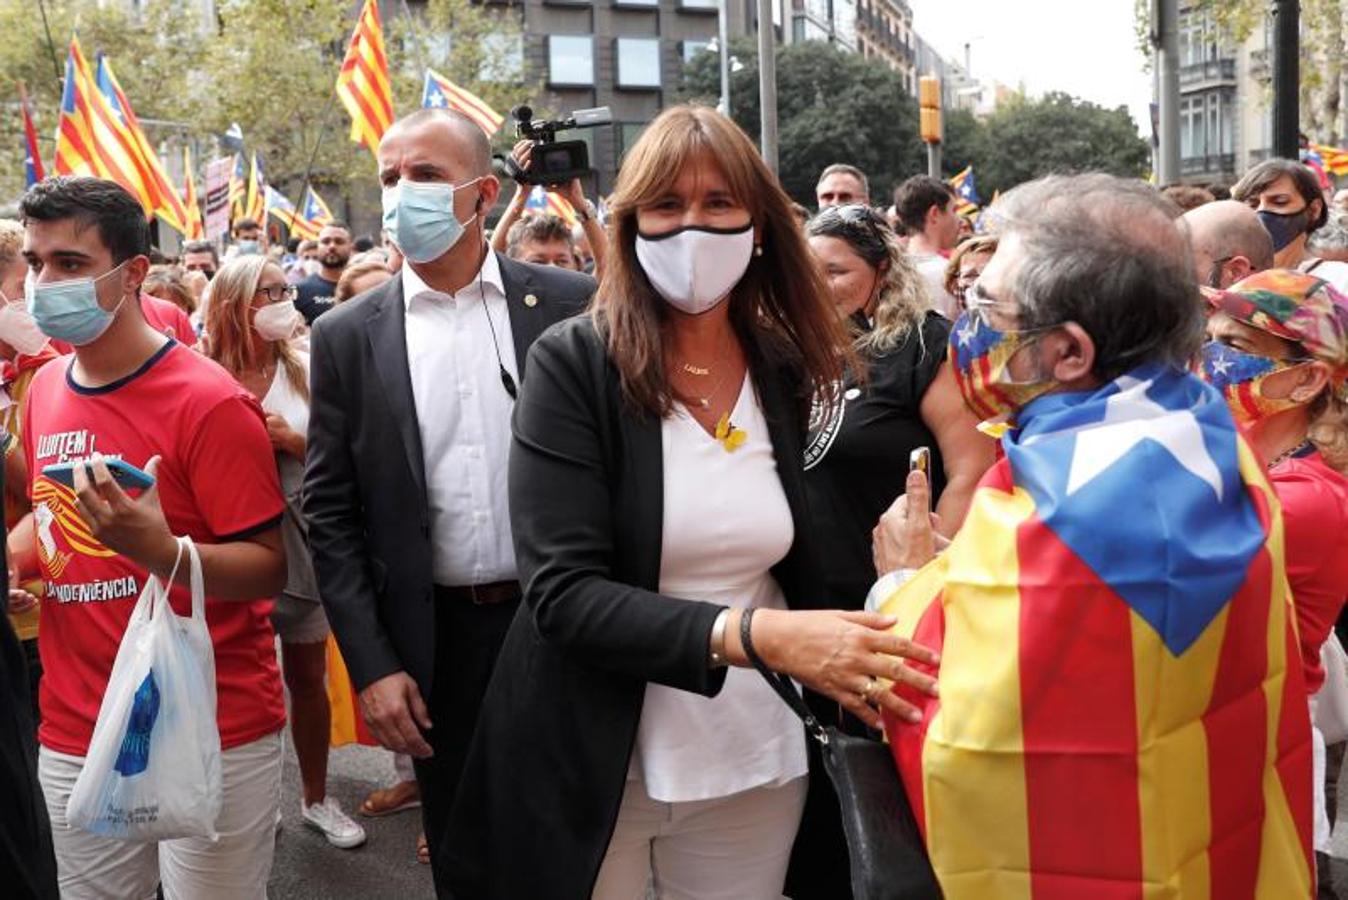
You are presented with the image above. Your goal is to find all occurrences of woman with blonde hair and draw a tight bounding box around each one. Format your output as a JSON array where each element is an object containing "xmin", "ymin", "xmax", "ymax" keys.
[
  {"xmin": 203, "ymin": 255, "xmax": 367, "ymax": 851},
  {"xmin": 444, "ymin": 105, "xmax": 940, "ymax": 899},
  {"xmin": 943, "ymin": 234, "xmax": 998, "ymax": 312},
  {"xmin": 804, "ymin": 205, "xmax": 991, "ymax": 609},
  {"xmin": 1198, "ymin": 269, "xmax": 1348, "ymax": 885}
]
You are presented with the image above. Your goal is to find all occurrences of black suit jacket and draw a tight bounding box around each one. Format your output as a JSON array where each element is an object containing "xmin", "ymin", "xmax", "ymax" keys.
[
  {"xmin": 302, "ymin": 251, "xmax": 594, "ymax": 700},
  {"xmin": 443, "ymin": 315, "xmax": 826, "ymax": 899}
]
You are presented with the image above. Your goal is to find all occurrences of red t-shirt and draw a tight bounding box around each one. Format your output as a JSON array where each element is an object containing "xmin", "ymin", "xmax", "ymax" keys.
[
  {"xmin": 49, "ymin": 294, "xmax": 197, "ymax": 355},
  {"xmin": 1270, "ymin": 451, "xmax": 1348, "ymax": 694},
  {"xmin": 23, "ymin": 340, "xmax": 286, "ymax": 755}
]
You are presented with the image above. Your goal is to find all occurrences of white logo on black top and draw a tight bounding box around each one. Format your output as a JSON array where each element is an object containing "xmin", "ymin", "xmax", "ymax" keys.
[{"xmin": 803, "ymin": 381, "xmax": 848, "ymax": 471}]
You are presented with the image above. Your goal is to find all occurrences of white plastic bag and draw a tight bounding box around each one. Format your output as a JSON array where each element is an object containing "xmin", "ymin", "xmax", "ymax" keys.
[
  {"xmin": 1313, "ymin": 633, "xmax": 1348, "ymax": 745},
  {"xmin": 67, "ymin": 536, "xmax": 222, "ymax": 840}
]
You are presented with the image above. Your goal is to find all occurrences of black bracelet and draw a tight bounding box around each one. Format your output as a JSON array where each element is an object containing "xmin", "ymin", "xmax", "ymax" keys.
[{"xmin": 740, "ymin": 607, "xmax": 763, "ymax": 669}]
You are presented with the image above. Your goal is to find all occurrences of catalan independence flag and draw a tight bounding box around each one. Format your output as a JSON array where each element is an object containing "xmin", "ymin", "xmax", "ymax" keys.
[
  {"xmin": 245, "ymin": 152, "xmax": 267, "ymax": 224},
  {"xmin": 54, "ymin": 36, "xmax": 157, "ymax": 218},
  {"xmin": 19, "ymin": 83, "xmax": 44, "ymax": 187},
  {"xmin": 1309, "ymin": 142, "xmax": 1348, "ymax": 177},
  {"xmin": 228, "ymin": 153, "xmax": 247, "ymax": 220},
  {"xmin": 264, "ymin": 186, "xmax": 320, "ymax": 241},
  {"xmin": 93, "ymin": 54, "xmax": 190, "ymax": 235},
  {"xmin": 949, "ymin": 165, "xmax": 981, "ymax": 216},
  {"xmin": 336, "ymin": 0, "xmax": 394, "ymax": 159},
  {"xmin": 421, "ymin": 68, "xmax": 504, "ymax": 137},
  {"xmin": 301, "ymin": 185, "xmax": 334, "ymax": 228},
  {"xmin": 181, "ymin": 147, "xmax": 204, "ymax": 240},
  {"xmin": 326, "ymin": 635, "xmax": 377, "ymax": 748},
  {"xmin": 877, "ymin": 364, "xmax": 1313, "ymax": 898},
  {"xmin": 524, "ymin": 185, "xmax": 577, "ymax": 228}
]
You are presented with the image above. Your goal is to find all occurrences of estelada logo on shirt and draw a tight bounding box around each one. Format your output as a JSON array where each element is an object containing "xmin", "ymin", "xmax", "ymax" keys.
[{"xmin": 31, "ymin": 429, "xmax": 117, "ymax": 581}]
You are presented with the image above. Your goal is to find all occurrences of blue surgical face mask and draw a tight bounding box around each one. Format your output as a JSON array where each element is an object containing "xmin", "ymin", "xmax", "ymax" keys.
[
  {"xmin": 26, "ymin": 261, "xmax": 129, "ymax": 347},
  {"xmin": 382, "ymin": 177, "xmax": 482, "ymax": 265}
]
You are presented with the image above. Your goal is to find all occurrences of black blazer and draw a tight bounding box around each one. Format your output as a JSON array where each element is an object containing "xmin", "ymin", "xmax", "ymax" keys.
[
  {"xmin": 302, "ymin": 252, "xmax": 594, "ymax": 700},
  {"xmin": 443, "ymin": 315, "xmax": 825, "ymax": 899}
]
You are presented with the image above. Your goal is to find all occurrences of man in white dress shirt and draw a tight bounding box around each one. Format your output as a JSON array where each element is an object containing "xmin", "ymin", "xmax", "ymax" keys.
[{"xmin": 303, "ymin": 108, "xmax": 594, "ymax": 894}]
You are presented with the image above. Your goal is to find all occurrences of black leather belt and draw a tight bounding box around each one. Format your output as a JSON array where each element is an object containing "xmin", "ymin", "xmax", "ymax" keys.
[{"xmin": 434, "ymin": 581, "xmax": 521, "ymax": 606}]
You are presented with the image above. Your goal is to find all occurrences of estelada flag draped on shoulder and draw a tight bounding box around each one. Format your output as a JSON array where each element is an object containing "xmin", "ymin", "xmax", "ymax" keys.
[
  {"xmin": 337, "ymin": 0, "xmax": 394, "ymax": 159},
  {"xmin": 877, "ymin": 364, "xmax": 1313, "ymax": 898}
]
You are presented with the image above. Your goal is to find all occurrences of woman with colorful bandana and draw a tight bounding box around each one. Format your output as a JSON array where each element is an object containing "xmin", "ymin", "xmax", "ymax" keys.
[{"xmin": 1199, "ymin": 269, "xmax": 1348, "ymax": 892}]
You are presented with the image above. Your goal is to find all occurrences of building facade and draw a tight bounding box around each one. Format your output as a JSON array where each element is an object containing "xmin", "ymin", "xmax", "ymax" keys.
[
  {"xmin": 854, "ymin": 0, "xmax": 915, "ymax": 93},
  {"xmin": 1169, "ymin": 1, "xmax": 1271, "ymax": 187}
]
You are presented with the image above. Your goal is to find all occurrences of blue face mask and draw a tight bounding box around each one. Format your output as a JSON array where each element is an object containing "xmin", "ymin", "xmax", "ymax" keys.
[
  {"xmin": 26, "ymin": 261, "xmax": 128, "ymax": 346},
  {"xmin": 382, "ymin": 177, "xmax": 481, "ymax": 264},
  {"xmin": 1256, "ymin": 208, "xmax": 1309, "ymax": 252}
]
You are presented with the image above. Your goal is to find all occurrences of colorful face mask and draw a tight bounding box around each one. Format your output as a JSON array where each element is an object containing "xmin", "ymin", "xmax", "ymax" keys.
[
  {"xmin": 1198, "ymin": 341, "xmax": 1312, "ymax": 425},
  {"xmin": 948, "ymin": 305, "xmax": 1057, "ymax": 432}
]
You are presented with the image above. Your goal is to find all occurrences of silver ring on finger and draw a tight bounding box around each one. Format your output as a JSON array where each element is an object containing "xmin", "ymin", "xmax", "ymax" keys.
[{"xmin": 860, "ymin": 676, "xmax": 879, "ymax": 705}]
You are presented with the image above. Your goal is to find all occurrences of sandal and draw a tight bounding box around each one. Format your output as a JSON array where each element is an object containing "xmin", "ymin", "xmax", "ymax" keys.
[
  {"xmin": 416, "ymin": 832, "xmax": 430, "ymax": 865},
  {"xmin": 359, "ymin": 781, "xmax": 422, "ymax": 818}
]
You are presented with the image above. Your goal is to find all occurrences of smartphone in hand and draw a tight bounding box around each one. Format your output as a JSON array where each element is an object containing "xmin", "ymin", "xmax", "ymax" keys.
[
  {"xmin": 42, "ymin": 458, "xmax": 155, "ymax": 492},
  {"xmin": 909, "ymin": 446, "xmax": 930, "ymax": 476}
]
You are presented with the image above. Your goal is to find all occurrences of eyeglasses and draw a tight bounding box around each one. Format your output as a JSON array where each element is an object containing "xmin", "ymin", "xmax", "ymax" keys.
[
  {"xmin": 963, "ymin": 282, "xmax": 1019, "ymax": 326},
  {"xmin": 255, "ymin": 284, "xmax": 298, "ymax": 304}
]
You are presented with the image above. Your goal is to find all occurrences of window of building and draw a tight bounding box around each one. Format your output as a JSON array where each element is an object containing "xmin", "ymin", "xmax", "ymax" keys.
[
  {"xmin": 479, "ymin": 33, "xmax": 524, "ymax": 83},
  {"xmin": 682, "ymin": 39, "xmax": 712, "ymax": 63},
  {"xmin": 615, "ymin": 0, "xmax": 659, "ymax": 7},
  {"xmin": 619, "ymin": 122, "xmax": 648, "ymax": 161},
  {"xmin": 616, "ymin": 37, "xmax": 661, "ymax": 89},
  {"xmin": 833, "ymin": 0, "xmax": 857, "ymax": 49},
  {"xmin": 549, "ymin": 36, "xmax": 595, "ymax": 86},
  {"xmin": 679, "ymin": 0, "xmax": 719, "ymax": 10}
]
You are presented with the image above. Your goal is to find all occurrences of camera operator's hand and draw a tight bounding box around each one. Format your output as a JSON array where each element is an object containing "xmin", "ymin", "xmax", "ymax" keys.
[
  {"xmin": 509, "ymin": 140, "xmax": 534, "ymax": 187},
  {"xmin": 491, "ymin": 140, "xmax": 535, "ymax": 255},
  {"xmin": 553, "ymin": 178, "xmax": 588, "ymax": 213}
]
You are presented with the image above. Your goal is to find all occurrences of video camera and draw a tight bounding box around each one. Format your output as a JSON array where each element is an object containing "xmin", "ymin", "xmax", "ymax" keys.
[{"xmin": 507, "ymin": 105, "xmax": 612, "ymax": 186}]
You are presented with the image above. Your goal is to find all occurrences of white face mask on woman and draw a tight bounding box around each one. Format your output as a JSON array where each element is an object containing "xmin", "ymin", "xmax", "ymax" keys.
[
  {"xmin": 634, "ymin": 224, "xmax": 755, "ymax": 315},
  {"xmin": 254, "ymin": 300, "xmax": 303, "ymax": 342},
  {"xmin": 0, "ymin": 291, "xmax": 50, "ymax": 356}
]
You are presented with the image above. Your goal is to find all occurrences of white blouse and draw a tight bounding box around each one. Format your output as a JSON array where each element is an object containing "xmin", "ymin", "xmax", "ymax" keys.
[
  {"xmin": 633, "ymin": 376, "xmax": 810, "ymax": 803},
  {"xmin": 261, "ymin": 350, "xmax": 310, "ymax": 497}
]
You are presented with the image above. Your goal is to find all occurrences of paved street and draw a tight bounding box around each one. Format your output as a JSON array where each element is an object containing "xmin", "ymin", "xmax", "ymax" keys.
[
  {"xmin": 269, "ymin": 741, "xmax": 431, "ymax": 898},
  {"xmin": 268, "ymin": 732, "xmax": 1348, "ymax": 898}
]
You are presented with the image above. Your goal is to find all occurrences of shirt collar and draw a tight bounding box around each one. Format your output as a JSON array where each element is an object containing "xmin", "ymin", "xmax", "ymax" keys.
[{"xmin": 401, "ymin": 245, "xmax": 505, "ymax": 309}]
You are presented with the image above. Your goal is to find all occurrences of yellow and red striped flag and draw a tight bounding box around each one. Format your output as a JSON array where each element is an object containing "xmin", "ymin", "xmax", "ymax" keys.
[
  {"xmin": 228, "ymin": 153, "xmax": 246, "ymax": 221},
  {"xmin": 326, "ymin": 635, "xmax": 377, "ymax": 747},
  {"xmin": 54, "ymin": 37, "xmax": 160, "ymax": 223},
  {"xmin": 264, "ymin": 186, "xmax": 321, "ymax": 241},
  {"xmin": 525, "ymin": 185, "xmax": 578, "ymax": 228},
  {"xmin": 181, "ymin": 146, "xmax": 204, "ymax": 240},
  {"xmin": 421, "ymin": 68, "xmax": 504, "ymax": 137},
  {"xmin": 1310, "ymin": 143, "xmax": 1348, "ymax": 176},
  {"xmin": 336, "ymin": 0, "xmax": 394, "ymax": 159},
  {"xmin": 244, "ymin": 152, "xmax": 266, "ymax": 224},
  {"xmin": 93, "ymin": 54, "xmax": 191, "ymax": 235},
  {"xmin": 876, "ymin": 365, "xmax": 1312, "ymax": 898}
]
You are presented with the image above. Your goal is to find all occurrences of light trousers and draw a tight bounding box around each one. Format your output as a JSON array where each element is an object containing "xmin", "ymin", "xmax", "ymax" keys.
[
  {"xmin": 592, "ymin": 775, "xmax": 808, "ymax": 900},
  {"xmin": 39, "ymin": 730, "xmax": 283, "ymax": 900}
]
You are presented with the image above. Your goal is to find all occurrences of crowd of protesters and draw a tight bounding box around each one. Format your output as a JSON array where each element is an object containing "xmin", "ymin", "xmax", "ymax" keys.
[{"xmin": 1, "ymin": 102, "xmax": 1347, "ymax": 900}]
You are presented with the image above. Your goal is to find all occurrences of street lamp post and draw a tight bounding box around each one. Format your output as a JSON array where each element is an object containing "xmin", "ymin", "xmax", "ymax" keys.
[
  {"xmin": 718, "ymin": 0, "xmax": 731, "ymax": 116},
  {"xmin": 758, "ymin": 0, "xmax": 778, "ymax": 173},
  {"xmin": 1272, "ymin": 0, "xmax": 1300, "ymax": 160}
]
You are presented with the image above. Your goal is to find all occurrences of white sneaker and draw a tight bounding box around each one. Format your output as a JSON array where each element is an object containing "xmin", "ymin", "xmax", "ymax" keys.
[{"xmin": 301, "ymin": 797, "xmax": 367, "ymax": 849}]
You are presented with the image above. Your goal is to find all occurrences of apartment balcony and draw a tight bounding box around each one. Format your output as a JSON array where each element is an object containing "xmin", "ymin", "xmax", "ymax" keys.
[
  {"xmin": 1181, "ymin": 152, "xmax": 1236, "ymax": 178},
  {"xmin": 1180, "ymin": 57, "xmax": 1236, "ymax": 88},
  {"xmin": 1249, "ymin": 48, "xmax": 1269, "ymax": 80}
]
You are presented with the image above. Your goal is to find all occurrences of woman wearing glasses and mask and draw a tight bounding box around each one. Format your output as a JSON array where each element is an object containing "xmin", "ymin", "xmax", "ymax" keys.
[
  {"xmin": 1233, "ymin": 159, "xmax": 1348, "ymax": 294},
  {"xmin": 443, "ymin": 106, "xmax": 940, "ymax": 900},
  {"xmin": 203, "ymin": 255, "xmax": 367, "ymax": 850}
]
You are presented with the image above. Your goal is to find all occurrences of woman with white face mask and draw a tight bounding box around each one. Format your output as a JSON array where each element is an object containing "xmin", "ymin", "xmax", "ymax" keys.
[
  {"xmin": 444, "ymin": 105, "xmax": 940, "ymax": 900},
  {"xmin": 201, "ymin": 255, "xmax": 367, "ymax": 851}
]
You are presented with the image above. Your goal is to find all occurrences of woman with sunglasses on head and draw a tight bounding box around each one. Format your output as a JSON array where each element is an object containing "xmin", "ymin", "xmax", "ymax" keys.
[
  {"xmin": 443, "ymin": 106, "xmax": 940, "ymax": 900},
  {"xmin": 1198, "ymin": 269, "xmax": 1348, "ymax": 888},
  {"xmin": 805, "ymin": 206, "xmax": 993, "ymax": 603},
  {"xmin": 203, "ymin": 255, "xmax": 367, "ymax": 851}
]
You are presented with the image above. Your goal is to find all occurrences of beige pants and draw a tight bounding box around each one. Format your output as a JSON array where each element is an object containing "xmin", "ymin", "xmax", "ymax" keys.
[
  {"xmin": 592, "ymin": 775, "xmax": 808, "ymax": 900},
  {"xmin": 40, "ymin": 730, "xmax": 283, "ymax": 900}
]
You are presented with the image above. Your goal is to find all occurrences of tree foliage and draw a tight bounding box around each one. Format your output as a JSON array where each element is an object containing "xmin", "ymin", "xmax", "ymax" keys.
[
  {"xmin": 0, "ymin": 0, "xmax": 527, "ymax": 225},
  {"xmin": 681, "ymin": 43, "xmax": 1149, "ymax": 205}
]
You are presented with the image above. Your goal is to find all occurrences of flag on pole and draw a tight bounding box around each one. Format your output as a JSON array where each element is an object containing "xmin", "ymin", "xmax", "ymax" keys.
[
  {"xmin": 300, "ymin": 185, "xmax": 334, "ymax": 228},
  {"xmin": 949, "ymin": 165, "xmax": 981, "ymax": 216},
  {"xmin": 19, "ymin": 83, "xmax": 44, "ymax": 187},
  {"xmin": 264, "ymin": 186, "xmax": 322, "ymax": 241},
  {"xmin": 336, "ymin": 0, "xmax": 394, "ymax": 158},
  {"xmin": 524, "ymin": 185, "xmax": 577, "ymax": 228},
  {"xmin": 421, "ymin": 68, "xmax": 504, "ymax": 137},
  {"xmin": 228, "ymin": 153, "xmax": 247, "ymax": 221},
  {"xmin": 181, "ymin": 147, "xmax": 204, "ymax": 240},
  {"xmin": 54, "ymin": 36, "xmax": 158, "ymax": 219},
  {"xmin": 93, "ymin": 54, "xmax": 190, "ymax": 235},
  {"xmin": 874, "ymin": 365, "xmax": 1313, "ymax": 898},
  {"xmin": 1309, "ymin": 142, "xmax": 1348, "ymax": 176},
  {"xmin": 245, "ymin": 152, "xmax": 267, "ymax": 224}
]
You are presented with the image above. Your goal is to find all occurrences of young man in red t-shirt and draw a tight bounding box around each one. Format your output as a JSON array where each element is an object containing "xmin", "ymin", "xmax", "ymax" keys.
[{"xmin": 19, "ymin": 176, "xmax": 288, "ymax": 898}]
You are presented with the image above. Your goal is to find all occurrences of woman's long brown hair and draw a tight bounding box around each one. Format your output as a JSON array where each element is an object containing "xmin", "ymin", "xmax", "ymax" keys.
[
  {"xmin": 202, "ymin": 255, "xmax": 308, "ymax": 403},
  {"xmin": 592, "ymin": 104, "xmax": 850, "ymax": 417}
]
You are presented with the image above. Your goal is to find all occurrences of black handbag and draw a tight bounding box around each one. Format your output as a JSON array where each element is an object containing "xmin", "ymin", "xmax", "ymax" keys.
[{"xmin": 743, "ymin": 617, "xmax": 942, "ymax": 900}]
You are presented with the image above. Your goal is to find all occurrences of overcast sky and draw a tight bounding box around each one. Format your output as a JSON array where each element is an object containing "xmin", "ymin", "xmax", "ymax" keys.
[{"xmin": 906, "ymin": 0, "xmax": 1154, "ymax": 135}]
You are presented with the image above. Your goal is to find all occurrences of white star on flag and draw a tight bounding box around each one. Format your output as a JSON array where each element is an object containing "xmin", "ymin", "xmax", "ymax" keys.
[
  {"xmin": 1065, "ymin": 375, "xmax": 1224, "ymax": 501},
  {"xmin": 957, "ymin": 320, "xmax": 978, "ymax": 346},
  {"xmin": 1210, "ymin": 351, "xmax": 1233, "ymax": 377},
  {"xmin": 428, "ymin": 92, "xmax": 446, "ymax": 107}
]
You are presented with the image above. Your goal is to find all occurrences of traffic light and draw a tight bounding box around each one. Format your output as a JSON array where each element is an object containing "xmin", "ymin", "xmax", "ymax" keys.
[{"xmin": 919, "ymin": 76, "xmax": 942, "ymax": 144}]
